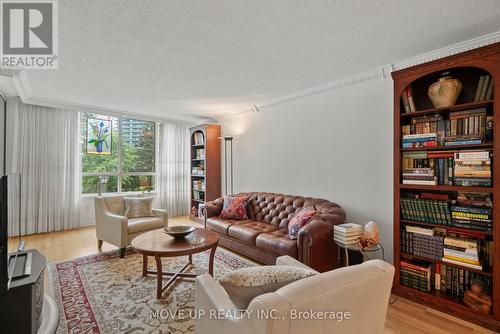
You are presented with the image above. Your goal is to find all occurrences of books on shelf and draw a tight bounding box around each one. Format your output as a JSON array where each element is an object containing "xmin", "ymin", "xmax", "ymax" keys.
[
  {"xmin": 400, "ymin": 193, "xmax": 452, "ymax": 225},
  {"xmin": 192, "ymin": 191, "xmax": 204, "ymax": 200},
  {"xmin": 193, "ymin": 132, "xmax": 205, "ymax": 145},
  {"xmin": 401, "ymin": 226, "xmax": 444, "ymax": 260},
  {"xmin": 401, "ymin": 191, "xmax": 493, "ymax": 233},
  {"xmin": 401, "ymin": 85, "xmax": 417, "ymax": 113},
  {"xmin": 191, "ymin": 165, "xmax": 205, "ymax": 175},
  {"xmin": 474, "ymin": 75, "xmax": 494, "ymax": 102},
  {"xmin": 436, "ymin": 263, "xmax": 492, "ymax": 297},
  {"xmin": 195, "ymin": 148, "xmax": 205, "ymax": 159},
  {"xmin": 453, "ymin": 151, "xmax": 491, "ymax": 187},
  {"xmin": 334, "ymin": 223, "xmax": 363, "ymax": 246},
  {"xmin": 401, "ymin": 150, "xmax": 491, "ymax": 187},
  {"xmin": 400, "ymin": 260, "xmax": 432, "ymax": 292},
  {"xmin": 401, "ymin": 108, "xmax": 490, "ymax": 148}
]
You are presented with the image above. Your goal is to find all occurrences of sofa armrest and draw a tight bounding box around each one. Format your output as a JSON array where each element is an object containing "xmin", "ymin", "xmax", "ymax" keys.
[
  {"xmin": 152, "ymin": 208, "xmax": 169, "ymax": 227},
  {"xmin": 95, "ymin": 197, "xmax": 129, "ymax": 247},
  {"xmin": 297, "ymin": 214, "xmax": 345, "ymax": 272},
  {"xmin": 276, "ymin": 256, "xmax": 319, "ymax": 273},
  {"xmin": 205, "ymin": 198, "xmax": 224, "ymax": 218},
  {"xmin": 195, "ymin": 274, "xmax": 237, "ymax": 311}
]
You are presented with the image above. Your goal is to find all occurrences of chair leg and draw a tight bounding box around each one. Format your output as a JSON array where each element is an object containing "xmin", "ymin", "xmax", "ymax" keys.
[
  {"xmin": 119, "ymin": 248, "xmax": 126, "ymax": 258},
  {"xmin": 97, "ymin": 239, "xmax": 103, "ymax": 249}
]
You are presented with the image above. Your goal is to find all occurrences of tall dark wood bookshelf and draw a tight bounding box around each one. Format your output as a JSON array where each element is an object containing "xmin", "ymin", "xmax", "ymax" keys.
[
  {"xmin": 189, "ymin": 124, "xmax": 221, "ymax": 223},
  {"xmin": 392, "ymin": 43, "xmax": 500, "ymax": 331}
]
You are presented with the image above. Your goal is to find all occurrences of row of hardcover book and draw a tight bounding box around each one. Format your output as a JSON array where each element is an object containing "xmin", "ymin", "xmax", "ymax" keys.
[
  {"xmin": 192, "ymin": 191, "xmax": 204, "ymax": 200},
  {"xmin": 400, "ymin": 226, "xmax": 494, "ymax": 270},
  {"xmin": 402, "ymin": 150, "xmax": 492, "ymax": 187},
  {"xmin": 193, "ymin": 132, "xmax": 205, "ymax": 145},
  {"xmin": 401, "ymin": 226, "xmax": 443, "ymax": 260},
  {"xmin": 474, "ymin": 75, "xmax": 494, "ymax": 102},
  {"xmin": 401, "ymin": 108, "xmax": 493, "ymax": 148},
  {"xmin": 400, "ymin": 259, "xmax": 492, "ymax": 298},
  {"xmin": 400, "ymin": 193, "xmax": 493, "ymax": 231}
]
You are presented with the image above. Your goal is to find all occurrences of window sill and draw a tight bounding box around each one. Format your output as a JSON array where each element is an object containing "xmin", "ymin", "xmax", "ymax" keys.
[{"xmin": 81, "ymin": 191, "xmax": 158, "ymax": 198}]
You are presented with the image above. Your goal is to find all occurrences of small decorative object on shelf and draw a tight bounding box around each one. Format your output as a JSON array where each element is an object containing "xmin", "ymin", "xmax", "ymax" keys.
[
  {"xmin": 428, "ymin": 74, "xmax": 463, "ymax": 108},
  {"xmin": 463, "ymin": 280, "xmax": 492, "ymax": 314}
]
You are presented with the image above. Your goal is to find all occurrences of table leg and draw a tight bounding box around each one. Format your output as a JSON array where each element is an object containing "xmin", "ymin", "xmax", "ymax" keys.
[
  {"xmin": 189, "ymin": 254, "xmax": 192, "ymax": 264},
  {"xmin": 344, "ymin": 248, "xmax": 349, "ymax": 267},
  {"xmin": 208, "ymin": 245, "xmax": 217, "ymax": 276},
  {"xmin": 142, "ymin": 254, "xmax": 148, "ymax": 276},
  {"xmin": 155, "ymin": 256, "xmax": 163, "ymax": 299}
]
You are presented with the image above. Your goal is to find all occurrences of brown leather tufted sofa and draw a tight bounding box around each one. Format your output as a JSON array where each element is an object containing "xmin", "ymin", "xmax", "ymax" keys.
[{"xmin": 204, "ymin": 192, "xmax": 346, "ymax": 272}]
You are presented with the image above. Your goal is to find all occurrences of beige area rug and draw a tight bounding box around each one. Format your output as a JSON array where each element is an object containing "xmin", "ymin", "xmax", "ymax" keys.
[{"xmin": 48, "ymin": 247, "xmax": 254, "ymax": 334}]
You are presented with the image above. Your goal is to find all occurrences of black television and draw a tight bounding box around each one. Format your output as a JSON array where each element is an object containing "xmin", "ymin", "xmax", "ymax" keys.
[
  {"xmin": 0, "ymin": 175, "xmax": 7, "ymax": 295},
  {"xmin": 0, "ymin": 95, "xmax": 5, "ymax": 295}
]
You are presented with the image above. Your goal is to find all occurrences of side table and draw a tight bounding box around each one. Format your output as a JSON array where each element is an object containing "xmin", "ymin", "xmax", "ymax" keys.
[{"xmin": 335, "ymin": 241, "xmax": 385, "ymax": 267}]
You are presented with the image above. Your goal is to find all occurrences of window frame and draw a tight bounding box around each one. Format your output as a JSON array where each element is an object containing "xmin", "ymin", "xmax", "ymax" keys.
[{"xmin": 81, "ymin": 112, "xmax": 158, "ymax": 194}]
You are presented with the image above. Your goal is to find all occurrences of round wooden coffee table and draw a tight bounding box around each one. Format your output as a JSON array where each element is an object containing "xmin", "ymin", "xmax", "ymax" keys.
[{"xmin": 131, "ymin": 228, "xmax": 219, "ymax": 299}]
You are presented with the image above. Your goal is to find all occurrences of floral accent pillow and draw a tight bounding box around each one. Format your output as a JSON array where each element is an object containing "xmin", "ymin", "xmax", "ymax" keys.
[
  {"xmin": 220, "ymin": 196, "xmax": 249, "ymax": 220},
  {"xmin": 288, "ymin": 206, "xmax": 317, "ymax": 239}
]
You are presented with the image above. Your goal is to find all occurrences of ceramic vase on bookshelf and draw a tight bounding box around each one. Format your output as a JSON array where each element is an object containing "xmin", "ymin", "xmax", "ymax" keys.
[{"xmin": 428, "ymin": 76, "xmax": 462, "ymax": 108}]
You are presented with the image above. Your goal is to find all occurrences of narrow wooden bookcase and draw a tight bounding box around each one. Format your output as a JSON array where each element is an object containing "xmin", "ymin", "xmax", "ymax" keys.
[
  {"xmin": 189, "ymin": 124, "xmax": 221, "ymax": 223},
  {"xmin": 392, "ymin": 43, "xmax": 500, "ymax": 331}
]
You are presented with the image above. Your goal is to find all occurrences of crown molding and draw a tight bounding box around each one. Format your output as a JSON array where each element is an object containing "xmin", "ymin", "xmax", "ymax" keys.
[
  {"xmin": 7, "ymin": 71, "xmax": 213, "ymax": 125},
  {"xmin": 392, "ymin": 30, "xmax": 500, "ymax": 71},
  {"xmin": 217, "ymin": 66, "xmax": 389, "ymax": 120},
  {"xmin": 218, "ymin": 31, "xmax": 500, "ymax": 121},
  {"xmin": 12, "ymin": 70, "xmax": 32, "ymax": 100}
]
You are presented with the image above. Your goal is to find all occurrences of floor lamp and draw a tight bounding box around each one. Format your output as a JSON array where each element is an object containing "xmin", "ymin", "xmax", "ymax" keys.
[{"xmin": 219, "ymin": 136, "xmax": 237, "ymax": 195}]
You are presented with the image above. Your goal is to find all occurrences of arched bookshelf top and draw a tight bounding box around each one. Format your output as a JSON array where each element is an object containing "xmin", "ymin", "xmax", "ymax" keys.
[{"xmin": 400, "ymin": 66, "xmax": 493, "ymax": 114}]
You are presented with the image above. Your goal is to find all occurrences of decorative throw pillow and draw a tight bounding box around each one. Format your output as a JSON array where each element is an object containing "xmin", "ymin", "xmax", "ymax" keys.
[
  {"xmin": 124, "ymin": 197, "xmax": 154, "ymax": 218},
  {"xmin": 288, "ymin": 206, "xmax": 317, "ymax": 239},
  {"xmin": 220, "ymin": 196, "xmax": 249, "ymax": 220},
  {"xmin": 218, "ymin": 266, "xmax": 316, "ymax": 309}
]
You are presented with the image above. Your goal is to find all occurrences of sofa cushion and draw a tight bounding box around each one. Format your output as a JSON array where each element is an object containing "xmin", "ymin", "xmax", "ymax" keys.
[
  {"xmin": 256, "ymin": 228, "xmax": 298, "ymax": 258},
  {"xmin": 228, "ymin": 221, "xmax": 279, "ymax": 245},
  {"xmin": 220, "ymin": 196, "xmax": 250, "ymax": 220},
  {"xmin": 218, "ymin": 265, "xmax": 316, "ymax": 309},
  {"xmin": 206, "ymin": 217, "xmax": 252, "ymax": 235},
  {"xmin": 128, "ymin": 217, "xmax": 164, "ymax": 234}
]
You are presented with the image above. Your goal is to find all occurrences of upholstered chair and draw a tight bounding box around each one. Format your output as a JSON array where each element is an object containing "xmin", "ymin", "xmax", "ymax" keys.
[
  {"xmin": 195, "ymin": 256, "xmax": 394, "ymax": 334},
  {"xmin": 94, "ymin": 195, "xmax": 168, "ymax": 257}
]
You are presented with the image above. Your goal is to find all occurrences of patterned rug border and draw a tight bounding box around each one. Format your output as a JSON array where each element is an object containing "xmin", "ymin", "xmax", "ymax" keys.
[{"xmin": 47, "ymin": 246, "xmax": 256, "ymax": 334}]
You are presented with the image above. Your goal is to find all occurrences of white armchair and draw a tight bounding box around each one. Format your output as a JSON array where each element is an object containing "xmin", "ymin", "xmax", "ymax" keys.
[
  {"xmin": 95, "ymin": 195, "xmax": 168, "ymax": 257},
  {"xmin": 195, "ymin": 256, "xmax": 394, "ymax": 334}
]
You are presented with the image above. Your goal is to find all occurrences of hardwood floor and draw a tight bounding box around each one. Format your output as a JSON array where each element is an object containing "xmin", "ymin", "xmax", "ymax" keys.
[{"xmin": 8, "ymin": 216, "xmax": 495, "ymax": 334}]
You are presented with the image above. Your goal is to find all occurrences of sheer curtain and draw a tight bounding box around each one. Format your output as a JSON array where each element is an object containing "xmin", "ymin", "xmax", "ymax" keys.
[
  {"xmin": 157, "ymin": 123, "xmax": 190, "ymax": 217},
  {"xmin": 7, "ymin": 97, "xmax": 81, "ymax": 236}
]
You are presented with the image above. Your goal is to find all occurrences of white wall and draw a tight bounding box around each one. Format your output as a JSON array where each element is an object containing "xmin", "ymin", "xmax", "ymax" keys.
[{"xmin": 221, "ymin": 77, "xmax": 395, "ymax": 263}]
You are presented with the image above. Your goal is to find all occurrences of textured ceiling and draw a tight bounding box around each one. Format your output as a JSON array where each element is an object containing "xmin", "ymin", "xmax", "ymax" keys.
[{"xmin": 21, "ymin": 0, "xmax": 500, "ymax": 121}]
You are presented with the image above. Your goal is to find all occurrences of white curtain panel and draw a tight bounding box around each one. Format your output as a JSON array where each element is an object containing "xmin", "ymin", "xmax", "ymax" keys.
[
  {"xmin": 157, "ymin": 123, "xmax": 190, "ymax": 217},
  {"xmin": 7, "ymin": 98, "xmax": 81, "ymax": 236}
]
